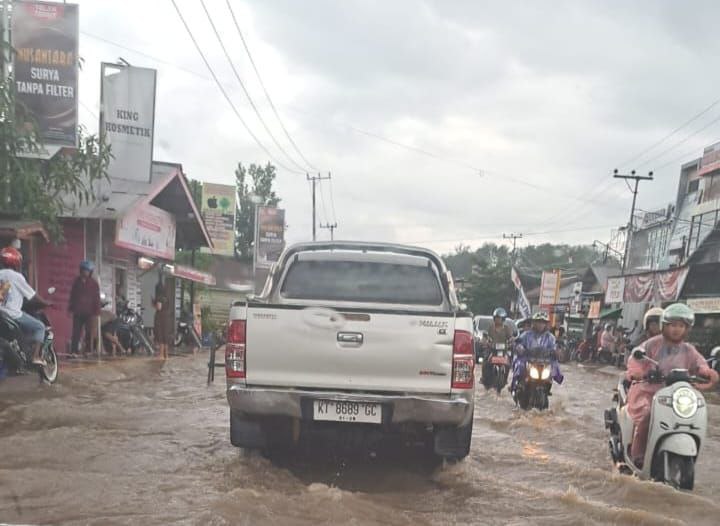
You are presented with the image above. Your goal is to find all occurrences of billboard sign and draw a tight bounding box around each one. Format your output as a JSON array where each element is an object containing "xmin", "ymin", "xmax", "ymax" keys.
[
  {"xmin": 12, "ymin": 1, "xmax": 79, "ymax": 148},
  {"xmin": 116, "ymin": 203, "xmax": 176, "ymax": 259},
  {"xmin": 539, "ymin": 270, "xmax": 561, "ymax": 307},
  {"xmin": 254, "ymin": 206, "xmax": 285, "ymax": 269},
  {"xmin": 100, "ymin": 63, "xmax": 157, "ymax": 182},
  {"xmin": 605, "ymin": 277, "xmax": 625, "ymax": 304},
  {"xmin": 201, "ymin": 182, "xmax": 236, "ymax": 256}
]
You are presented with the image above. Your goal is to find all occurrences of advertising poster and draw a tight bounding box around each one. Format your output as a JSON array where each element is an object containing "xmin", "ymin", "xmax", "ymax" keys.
[
  {"xmin": 604, "ymin": 277, "xmax": 626, "ymax": 304},
  {"xmin": 539, "ymin": 270, "xmax": 562, "ymax": 307},
  {"xmin": 12, "ymin": 1, "xmax": 79, "ymax": 147},
  {"xmin": 201, "ymin": 182, "xmax": 236, "ymax": 256},
  {"xmin": 101, "ymin": 64, "xmax": 157, "ymax": 182},
  {"xmin": 254, "ymin": 206, "xmax": 285, "ymax": 269},
  {"xmin": 116, "ymin": 203, "xmax": 176, "ymax": 259}
]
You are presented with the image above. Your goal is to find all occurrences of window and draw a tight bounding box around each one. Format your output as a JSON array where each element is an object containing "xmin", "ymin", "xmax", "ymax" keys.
[
  {"xmin": 688, "ymin": 179, "xmax": 700, "ymax": 193},
  {"xmin": 281, "ymin": 260, "xmax": 444, "ymax": 305}
]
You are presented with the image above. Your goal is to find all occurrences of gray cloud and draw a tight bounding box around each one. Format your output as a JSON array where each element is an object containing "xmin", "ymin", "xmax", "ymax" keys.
[{"xmin": 73, "ymin": 0, "xmax": 720, "ymax": 254}]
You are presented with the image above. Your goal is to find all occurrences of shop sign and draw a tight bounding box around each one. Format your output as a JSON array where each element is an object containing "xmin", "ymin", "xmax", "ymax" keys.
[
  {"xmin": 686, "ymin": 297, "xmax": 720, "ymax": 314},
  {"xmin": 116, "ymin": 203, "xmax": 176, "ymax": 259}
]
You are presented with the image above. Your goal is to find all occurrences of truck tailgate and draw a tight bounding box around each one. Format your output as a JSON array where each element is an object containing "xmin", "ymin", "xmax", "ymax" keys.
[{"xmin": 245, "ymin": 305, "xmax": 454, "ymax": 394}]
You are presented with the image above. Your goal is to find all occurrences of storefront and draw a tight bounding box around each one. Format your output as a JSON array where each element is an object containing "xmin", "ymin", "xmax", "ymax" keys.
[{"xmin": 39, "ymin": 162, "xmax": 213, "ymax": 356}]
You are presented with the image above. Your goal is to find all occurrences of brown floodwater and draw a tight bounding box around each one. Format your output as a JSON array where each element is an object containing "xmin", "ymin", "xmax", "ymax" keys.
[{"xmin": 1, "ymin": 355, "xmax": 719, "ymax": 525}]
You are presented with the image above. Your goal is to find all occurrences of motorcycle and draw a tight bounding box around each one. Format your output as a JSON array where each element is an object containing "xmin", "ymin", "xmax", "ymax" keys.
[
  {"xmin": 0, "ymin": 288, "xmax": 59, "ymax": 383},
  {"xmin": 513, "ymin": 347, "xmax": 554, "ymax": 410},
  {"xmin": 174, "ymin": 310, "xmax": 202, "ymax": 348},
  {"xmin": 708, "ymin": 347, "xmax": 720, "ymax": 374},
  {"xmin": 604, "ymin": 348, "xmax": 708, "ymax": 490},
  {"xmin": 615, "ymin": 330, "xmax": 632, "ymax": 369},
  {"xmin": 556, "ymin": 337, "xmax": 571, "ymax": 363},
  {"xmin": 116, "ymin": 299, "xmax": 154, "ymax": 356},
  {"xmin": 481, "ymin": 340, "xmax": 511, "ymax": 394},
  {"xmin": 570, "ymin": 338, "xmax": 593, "ymax": 363}
]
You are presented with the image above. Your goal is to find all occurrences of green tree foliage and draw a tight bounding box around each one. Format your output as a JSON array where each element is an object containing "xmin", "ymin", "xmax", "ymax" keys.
[
  {"xmin": 234, "ymin": 162, "xmax": 280, "ymax": 261},
  {"xmin": 0, "ymin": 79, "xmax": 110, "ymax": 239},
  {"xmin": 444, "ymin": 242, "xmax": 608, "ymax": 316}
]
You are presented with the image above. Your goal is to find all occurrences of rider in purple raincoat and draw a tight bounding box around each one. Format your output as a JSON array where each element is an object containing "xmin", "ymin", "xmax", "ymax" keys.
[{"xmin": 511, "ymin": 311, "xmax": 564, "ymax": 394}]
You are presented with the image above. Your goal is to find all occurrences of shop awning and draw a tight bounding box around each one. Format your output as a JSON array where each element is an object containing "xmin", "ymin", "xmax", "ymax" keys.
[
  {"xmin": 600, "ymin": 306, "xmax": 623, "ymax": 319},
  {"xmin": 165, "ymin": 263, "xmax": 216, "ymax": 286},
  {"xmin": 0, "ymin": 219, "xmax": 49, "ymax": 241},
  {"xmin": 62, "ymin": 161, "xmax": 213, "ymax": 252}
]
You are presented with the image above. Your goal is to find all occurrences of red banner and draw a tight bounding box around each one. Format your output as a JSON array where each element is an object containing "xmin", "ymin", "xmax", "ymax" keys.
[{"xmin": 623, "ymin": 268, "xmax": 688, "ymax": 303}]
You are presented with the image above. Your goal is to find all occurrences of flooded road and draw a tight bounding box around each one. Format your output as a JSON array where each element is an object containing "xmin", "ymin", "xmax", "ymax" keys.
[{"xmin": 1, "ymin": 356, "xmax": 719, "ymax": 525}]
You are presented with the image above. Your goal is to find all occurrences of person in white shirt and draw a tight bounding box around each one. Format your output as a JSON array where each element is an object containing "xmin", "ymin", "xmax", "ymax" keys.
[{"xmin": 0, "ymin": 247, "xmax": 52, "ymax": 365}]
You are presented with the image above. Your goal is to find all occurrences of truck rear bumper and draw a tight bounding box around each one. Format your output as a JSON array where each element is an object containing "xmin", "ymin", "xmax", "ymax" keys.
[{"xmin": 227, "ymin": 385, "xmax": 473, "ymax": 426}]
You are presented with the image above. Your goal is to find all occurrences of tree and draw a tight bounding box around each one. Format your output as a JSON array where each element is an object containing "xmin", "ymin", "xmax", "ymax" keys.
[
  {"xmin": 459, "ymin": 244, "xmax": 514, "ymax": 315},
  {"xmin": 0, "ymin": 78, "xmax": 110, "ymax": 239},
  {"xmin": 234, "ymin": 162, "xmax": 281, "ymax": 261}
]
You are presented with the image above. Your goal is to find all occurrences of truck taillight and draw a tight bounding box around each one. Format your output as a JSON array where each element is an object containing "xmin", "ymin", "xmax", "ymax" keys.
[
  {"xmin": 226, "ymin": 320, "xmax": 246, "ymax": 379},
  {"xmin": 451, "ymin": 330, "xmax": 474, "ymax": 389}
]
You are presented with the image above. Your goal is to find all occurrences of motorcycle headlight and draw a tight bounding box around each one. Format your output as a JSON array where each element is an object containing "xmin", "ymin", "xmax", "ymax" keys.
[
  {"xmin": 541, "ymin": 367, "xmax": 551, "ymax": 380},
  {"xmin": 529, "ymin": 366, "xmax": 540, "ymax": 380},
  {"xmin": 672, "ymin": 387, "xmax": 698, "ymax": 419}
]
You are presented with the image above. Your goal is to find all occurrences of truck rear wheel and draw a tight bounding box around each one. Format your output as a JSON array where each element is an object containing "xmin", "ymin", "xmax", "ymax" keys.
[
  {"xmin": 433, "ymin": 414, "xmax": 473, "ymax": 461},
  {"xmin": 230, "ymin": 411, "xmax": 266, "ymax": 450}
]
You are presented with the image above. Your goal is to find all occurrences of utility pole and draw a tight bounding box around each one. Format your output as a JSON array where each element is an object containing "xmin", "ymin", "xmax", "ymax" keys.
[
  {"xmin": 613, "ymin": 169, "xmax": 654, "ymax": 273},
  {"xmin": 1, "ymin": 0, "xmax": 9, "ymax": 83},
  {"xmin": 503, "ymin": 233, "xmax": 522, "ymax": 264},
  {"xmin": 320, "ymin": 222, "xmax": 338, "ymax": 240},
  {"xmin": 306, "ymin": 172, "xmax": 331, "ymax": 241}
]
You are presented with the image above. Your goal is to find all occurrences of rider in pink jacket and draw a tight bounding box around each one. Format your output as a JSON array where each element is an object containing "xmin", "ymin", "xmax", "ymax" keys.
[{"xmin": 625, "ymin": 303, "xmax": 718, "ymax": 466}]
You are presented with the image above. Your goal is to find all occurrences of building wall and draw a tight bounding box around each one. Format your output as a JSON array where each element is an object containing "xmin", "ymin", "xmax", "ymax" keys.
[{"xmin": 36, "ymin": 220, "xmax": 85, "ymax": 354}]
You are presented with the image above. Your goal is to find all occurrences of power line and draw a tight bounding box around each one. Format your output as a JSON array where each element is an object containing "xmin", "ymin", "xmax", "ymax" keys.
[
  {"xmin": 636, "ymin": 113, "xmax": 720, "ymax": 169},
  {"xmin": 317, "ymin": 177, "xmax": 330, "ymax": 225},
  {"xmin": 328, "ymin": 173, "xmax": 338, "ymax": 224},
  {"xmin": 405, "ymin": 223, "xmax": 618, "ymax": 245},
  {"xmin": 170, "ymin": 0, "xmax": 303, "ymax": 175},
  {"xmin": 199, "ymin": 0, "xmax": 309, "ymax": 173},
  {"xmin": 617, "ymin": 96, "xmax": 720, "ymax": 169},
  {"xmin": 225, "ymin": 0, "xmax": 317, "ymax": 172}
]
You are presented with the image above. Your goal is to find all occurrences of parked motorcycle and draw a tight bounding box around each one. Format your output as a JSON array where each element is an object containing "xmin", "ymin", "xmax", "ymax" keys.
[
  {"xmin": 604, "ymin": 348, "xmax": 708, "ymax": 490},
  {"xmin": 481, "ymin": 340, "xmax": 511, "ymax": 394},
  {"xmin": 0, "ymin": 288, "xmax": 58, "ymax": 383},
  {"xmin": 513, "ymin": 347, "xmax": 553, "ymax": 410},
  {"xmin": 116, "ymin": 299, "xmax": 154, "ymax": 356},
  {"xmin": 174, "ymin": 310, "xmax": 202, "ymax": 348}
]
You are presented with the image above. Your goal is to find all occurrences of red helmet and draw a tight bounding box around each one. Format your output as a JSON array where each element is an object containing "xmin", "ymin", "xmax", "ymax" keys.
[{"xmin": 0, "ymin": 247, "xmax": 23, "ymax": 271}]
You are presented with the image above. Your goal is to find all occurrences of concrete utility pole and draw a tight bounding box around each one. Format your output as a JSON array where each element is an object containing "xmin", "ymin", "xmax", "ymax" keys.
[
  {"xmin": 613, "ymin": 169, "xmax": 654, "ymax": 273},
  {"xmin": 320, "ymin": 222, "xmax": 338, "ymax": 240},
  {"xmin": 503, "ymin": 233, "xmax": 522, "ymax": 264},
  {"xmin": 306, "ymin": 172, "xmax": 331, "ymax": 241}
]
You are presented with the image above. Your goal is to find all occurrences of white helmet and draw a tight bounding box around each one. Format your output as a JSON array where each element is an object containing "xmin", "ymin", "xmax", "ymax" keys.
[{"xmin": 643, "ymin": 307, "xmax": 664, "ymax": 330}]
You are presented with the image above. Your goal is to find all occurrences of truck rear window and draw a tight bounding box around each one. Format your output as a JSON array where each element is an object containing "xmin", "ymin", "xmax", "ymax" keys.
[{"xmin": 280, "ymin": 260, "xmax": 444, "ymax": 305}]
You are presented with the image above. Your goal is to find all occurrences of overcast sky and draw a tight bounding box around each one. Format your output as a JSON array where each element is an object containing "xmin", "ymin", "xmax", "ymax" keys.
[{"xmin": 74, "ymin": 0, "xmax": 720, "ymax": 254}]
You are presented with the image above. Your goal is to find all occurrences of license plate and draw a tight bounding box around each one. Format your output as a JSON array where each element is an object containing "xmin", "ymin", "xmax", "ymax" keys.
[
  {"xmin": 495, "ymin": 343, "xmax": 506, "ymax": 350},
  {"xmin": 491, "ymin": 356, "xmax": 508, "ymax": 365},
  {"xmin": 313, "ymin": 400, "xmax": 382, "ymax": 423}
]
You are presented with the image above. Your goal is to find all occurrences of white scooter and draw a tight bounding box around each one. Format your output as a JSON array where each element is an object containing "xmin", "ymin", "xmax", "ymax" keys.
[{"xmin": 604, "ymin": 348, "xmax": 708, "ymax": 490}]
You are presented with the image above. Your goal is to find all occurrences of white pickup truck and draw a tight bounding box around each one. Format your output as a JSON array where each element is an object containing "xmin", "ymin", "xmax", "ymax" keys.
[{"xmin": 223, "ymin": 241, "xmax": 475, "ymax": 460}]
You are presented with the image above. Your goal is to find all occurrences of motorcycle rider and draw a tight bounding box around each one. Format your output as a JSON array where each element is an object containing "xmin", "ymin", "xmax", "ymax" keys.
[
  {"xmin": 632, "ymin": 307, "xmax": 663, "ymax": 348},
  {"xmin": 0, "ymin": 247, "xmax": 52, "ymax": 365},
  {"xmin": 511, "ymin": 311, "xmax": 563, "ymax": 395},
  {"xmin": 625, "ymin": 303, "xmax": 718, "ymax": 467},
  {"xmin": 483, "ymin": 307, "xmax": 514, "ymax": 384},
  {"xmin": 600, "ymin": 323, "xmax": 615, "ymax": 361}
]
